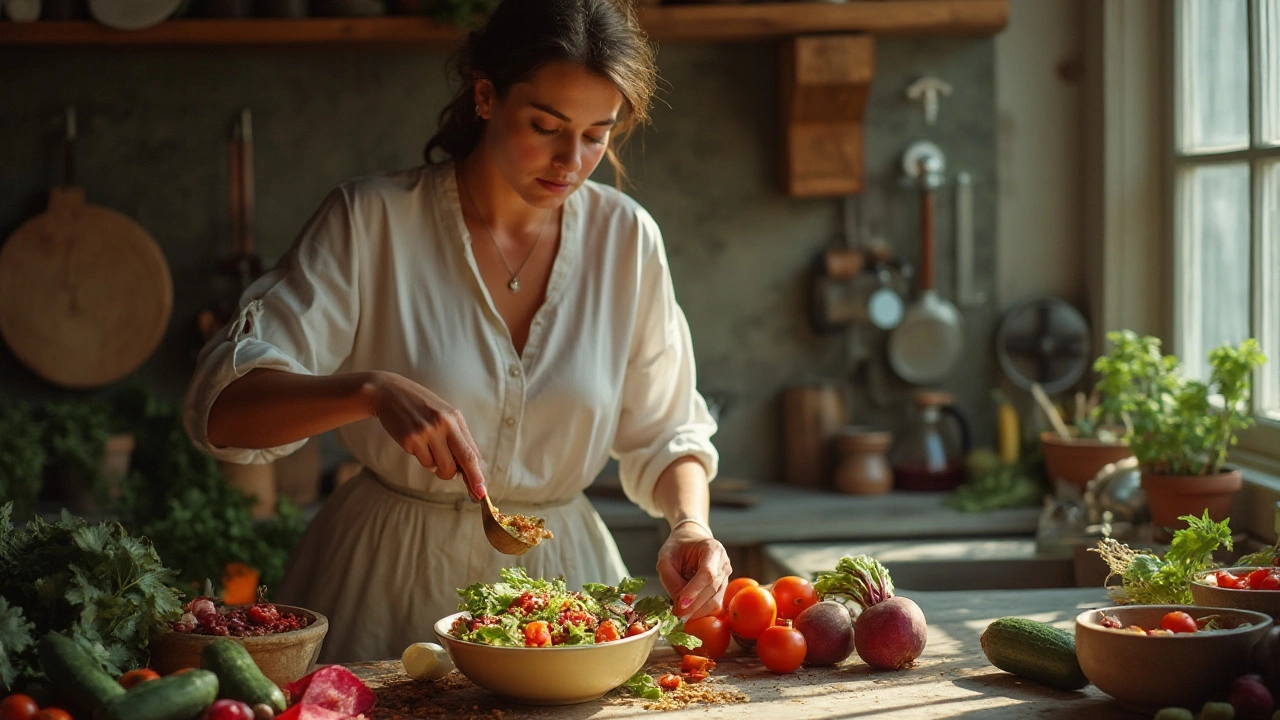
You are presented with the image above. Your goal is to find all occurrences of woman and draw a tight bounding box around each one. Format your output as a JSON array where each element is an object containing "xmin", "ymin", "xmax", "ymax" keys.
[{"xmin": 183, "ymin": 0, "xmax": 730, "ymax": 663}]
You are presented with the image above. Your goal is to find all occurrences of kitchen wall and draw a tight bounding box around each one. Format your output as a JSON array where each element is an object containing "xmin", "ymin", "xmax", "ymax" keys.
[{"xmin": 0, "ymin": 24, "xmax": 1054, "ymax": 485}]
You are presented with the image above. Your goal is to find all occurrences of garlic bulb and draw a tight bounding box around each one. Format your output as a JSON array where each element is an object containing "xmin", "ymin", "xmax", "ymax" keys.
[{"xmin": 401, "ymin": 641, "xmax": 454, "ymax": 681}]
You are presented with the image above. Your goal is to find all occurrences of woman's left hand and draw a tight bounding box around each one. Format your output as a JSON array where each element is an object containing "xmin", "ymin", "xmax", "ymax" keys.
[{"xmin": 656, "ymin": 521, "xmax": 732, "ymax": 621}]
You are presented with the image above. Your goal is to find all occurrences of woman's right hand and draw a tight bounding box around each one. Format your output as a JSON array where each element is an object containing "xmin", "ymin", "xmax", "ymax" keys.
[{"xmin": 365, "ymin": 371, "xmax": 487, "ymax": 501}]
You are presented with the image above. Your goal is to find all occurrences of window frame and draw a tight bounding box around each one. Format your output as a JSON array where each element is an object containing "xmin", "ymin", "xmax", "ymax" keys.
[{"xmin": 1169, "ymin": 0, "xmax": 1280, "ymax": 462}]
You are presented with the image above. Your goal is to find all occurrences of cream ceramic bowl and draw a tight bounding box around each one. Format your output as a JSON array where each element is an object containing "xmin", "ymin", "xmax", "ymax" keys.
[
  {"xmin": 1191, "ymin": 566, "xmax": 1280, "ymax": 620},
  {"xmin": 1075, "ymin": 604, "xmax": 1272, "ymax": 713},
  {"xmin": 433, "ymin": 611, "xmax": 660, "ymax": 705}
]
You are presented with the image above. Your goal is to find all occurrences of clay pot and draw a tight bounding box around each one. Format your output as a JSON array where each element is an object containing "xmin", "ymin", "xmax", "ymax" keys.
[
  {"xmin": 832, "ymin": 427, "xmax": 893, "ymax": 495},
  {"xmin": 220, "ymin": 460, "xmax": 277, "ymax": 520},
  {"xmin": 149, "ymin": 605, "xmax": 328, "ymax": 687},
  {"xmin": 1040, "ymin": 431, "xmax": 1133, "ymax": 491},
  {"xmin": 1141, "ymin": 468, "xmax": 1242, "ymax": 542}
]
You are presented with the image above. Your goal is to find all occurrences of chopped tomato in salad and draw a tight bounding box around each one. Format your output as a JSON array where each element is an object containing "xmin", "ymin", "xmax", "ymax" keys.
[
  {"xmin": 1207, "ymin": 567, "xmax": 1280, "ymax": 590},
  {"xmin": 1097, "ymin": 610, "xmax": 1255, "ymax": 635},
  {"xmin": 450, "ymin": 568, "xmax": 702, "ymax": 650}
]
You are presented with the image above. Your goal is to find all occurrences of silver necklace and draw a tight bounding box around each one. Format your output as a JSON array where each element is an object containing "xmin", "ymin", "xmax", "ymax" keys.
[{"xmin": 460, "ymin": 175, "xmax": 554, "ymax": 293}]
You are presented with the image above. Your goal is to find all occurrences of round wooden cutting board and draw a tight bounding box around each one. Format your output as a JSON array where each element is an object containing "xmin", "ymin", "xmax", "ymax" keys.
[{"xmin": 0, "ymin": 185, "xmax": 173, "ymax": 389}]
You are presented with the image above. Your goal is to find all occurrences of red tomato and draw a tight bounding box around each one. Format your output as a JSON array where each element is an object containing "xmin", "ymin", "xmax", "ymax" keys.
[
  {"xmin": 723, "ymin": 578, "xmax": 759, "ymax": 609},
  {"xmin": 1159, "ymin": 611, "xmax": 1198, "ymax": 634},
  {"xmin": 728, "ymin": 586, "xmax": 777, "ymax": 641},
  {"xmin": 119, "ymin": 668, "xmax": 161, "ymax": 689},
  {"xmin": 756, "ymin": 623, "xmax": 806, "ymax": 673},
  {"xmin": 594, "ymin": 619, "xmax": 622, "ymax": 644},
  {"xmin": 657, "ymin": 673, "xmax": 682, "ymax": 691},
  {"xmin": 0, "ymin": 695, "xmax": 39, "ymax": 720},
  {"xmin": 1215, "ymin": 570, "xmax": 1243, "ymax": 589},
  {"xmin": 680, "ymin": 654, "xmax": 716, "ymax": 674},
  {"xmin": 1249, "ymin": 568, "xmax": 1272, "ymax": 590},
  {"xmin": 678, "ymin": 615, "xmax": 731, "ymax": 659},
  {"xmin": 523, "ymin": 621, "xmax": 552, "ymax": 647},
  {"xmin": 170, "ymin": 667, "xmax": 199, "ymax": 676},
  {"xmin": 33, "ymin": 711, "xmax": 72, "ymax": 720},
  {"xmin": 770, "ymin": 576, "xmax": 818, "ymax": 620},
  {"xmin": 624, "ymin": 621, "xmax": 648, "ymax": 638},
  {"xmin": 1263, "ymin": 573, "xmax": 1280, "ymax": 590}
]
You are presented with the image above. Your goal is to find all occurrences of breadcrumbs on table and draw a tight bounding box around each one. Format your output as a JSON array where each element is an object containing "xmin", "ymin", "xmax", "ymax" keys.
[{"xmin": 641, "ymin": 680, "xmax": 750, "ymax": 712}]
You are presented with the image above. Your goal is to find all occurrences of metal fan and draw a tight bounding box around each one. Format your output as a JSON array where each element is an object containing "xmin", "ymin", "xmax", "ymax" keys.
[{"xmin": 995, "ymin": 297, "xmax": 1092, "ymax": 394}]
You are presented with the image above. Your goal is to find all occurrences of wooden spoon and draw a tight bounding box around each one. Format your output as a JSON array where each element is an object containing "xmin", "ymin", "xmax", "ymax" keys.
[{"xmin": 480, "ymin": 494, "xmax": 543, "ymax": 556}]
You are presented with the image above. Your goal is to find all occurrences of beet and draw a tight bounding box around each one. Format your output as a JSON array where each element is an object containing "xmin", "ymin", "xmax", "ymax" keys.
[
  {"xmin": 853, "ymin": 595, "xmax": 928, "ymax": 670},
  {"xmin": 794, "ymin": 600, "xmax": 855, "ymax": 666},
  {"xmin": 275, "ymin": 704, "xmax": 347, "ymax": 720},
  {"xmin": 1254, "ymin": 626, "xmax": 1280, "ymax": 697},
  {"xmin": 285, "ymin": 665, "xmax": 377, "ymax": 716},
  {"xmin": 1228, "ymin": 675, "xmax": 1274, "ymax": 720}
]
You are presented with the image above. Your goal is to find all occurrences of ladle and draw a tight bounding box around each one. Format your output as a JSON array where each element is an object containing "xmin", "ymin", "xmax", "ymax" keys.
[{"xmin": 480, "ymin": 493, "xmax": 543, "ymax": 556}]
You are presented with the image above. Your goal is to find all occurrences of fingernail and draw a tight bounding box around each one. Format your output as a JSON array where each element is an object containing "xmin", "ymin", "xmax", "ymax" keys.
[
  {"xmin": 679, "ymin": 596, "xmax": 693, "ymax": 609},
  {"xmin": 474, "ymin": 483, "xmax": 486, "ymax": 501}
]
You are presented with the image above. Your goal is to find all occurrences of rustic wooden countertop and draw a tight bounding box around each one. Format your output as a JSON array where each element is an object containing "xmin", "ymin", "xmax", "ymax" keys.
[{"xmin": 348, "ymin": 587, "xmax": 1138, "ymax": 720}]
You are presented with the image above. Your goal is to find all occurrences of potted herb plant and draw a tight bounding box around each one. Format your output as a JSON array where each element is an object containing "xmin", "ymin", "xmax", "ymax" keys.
[
  {"xmin": 1092, "ymin": 330, "xmax": 1267, "ymax": 541},
  {"xmin": 1038, "ymin": 395, "xmax": 1134, "ymax": 492}
]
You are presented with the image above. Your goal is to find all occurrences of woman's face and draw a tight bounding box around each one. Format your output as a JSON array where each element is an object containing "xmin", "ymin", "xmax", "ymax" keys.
[{"xmin": 476, "ymin": 61, "xmax": 624, "ymax": 209}]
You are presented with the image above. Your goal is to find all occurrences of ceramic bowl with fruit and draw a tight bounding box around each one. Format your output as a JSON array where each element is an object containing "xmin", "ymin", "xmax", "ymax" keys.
[
  {"xmin": 1191, "ymin": 566, "xmax": 1280, "ymax": 620},
  {"xmin": 1075, "ymin": 604, "xmax": 1273, "ymax": 713},
  {"xmin": 148, "ymin": 596, "xmax": 328, "ymax": 687}
]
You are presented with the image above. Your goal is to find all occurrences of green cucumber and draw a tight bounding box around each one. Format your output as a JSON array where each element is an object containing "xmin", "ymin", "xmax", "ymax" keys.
[
  {"xmin": 94, "ymin": 668, "xmax": 219, "ymax": 720},
  {"xmin": 980, "ymin": 617, "xmax": 1089, "ymax": 691},
  {"xmin": 201, "ymin": 639, "xmax": 287, "ymax": 712},
  {"xmin": 37, "ymin": 632, "xmax": 126, "ymax": 716}
]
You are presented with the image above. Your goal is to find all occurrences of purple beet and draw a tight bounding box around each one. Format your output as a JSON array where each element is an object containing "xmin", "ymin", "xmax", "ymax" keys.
[{"xmin": 853, "ymin": 596, "xmax": 928, "ymax": 670}]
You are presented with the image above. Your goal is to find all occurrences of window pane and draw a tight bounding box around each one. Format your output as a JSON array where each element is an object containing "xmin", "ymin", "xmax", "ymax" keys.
[
  {"xmin": 1176, "ymin": 163, "xmax": 1252, "ymax": 383},
  {"xmin": 1260, "ymin": 159, "xmax": 1280, "ymax": 417},
  {"xmin": 1178, "ymin": 0, "xmax": 1250, "ymax": 153},
  {"xmin": 1261, "ymin": 0, "xmax": 1280, "ymax": 147}
]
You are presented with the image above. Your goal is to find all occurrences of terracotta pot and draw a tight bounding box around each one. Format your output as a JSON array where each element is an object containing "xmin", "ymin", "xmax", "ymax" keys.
[
  {"xmin": 219, "ymin": 460, "xmax": 277, "ymax": 520},
  {"xmin": 1140, "ymin": 468, "xmax": 1242, "ymax": 542},
  {"xmin": 832, "ymin": 427, "xmax": 893, "ymax": 495},
  {"xmin": 148, "ymin": 605, "xmax": 328, "ymax": 687},
  {"xmin": 1039, "ymin": 431, "xmax": 1133, "ymax": 491}
]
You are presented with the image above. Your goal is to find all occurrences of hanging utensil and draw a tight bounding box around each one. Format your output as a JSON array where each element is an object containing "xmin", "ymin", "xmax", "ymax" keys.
[
  {"xmin": 887, "ymin": 141, "xmax": 964, "ymax": 385},
  {"xmin": 0, "ymin": 107, "xmax": 173, "ymax": 389}
]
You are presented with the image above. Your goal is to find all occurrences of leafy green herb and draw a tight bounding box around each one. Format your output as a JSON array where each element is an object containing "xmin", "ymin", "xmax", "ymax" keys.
[
  {"xmin": 0, "ymin": 402, "xmax": 47, "ymax": 521},
  {"xmin": 0, "ymin": 597, "xmax": 35, "ymax": 690},
  {"xmin": 945, "ymin": 464, "xmax": 1045, "ymax": 512},
  {"xmin": 1091, "ymin": 511, "xmax": 1233, "ymax": 605},
  {"xmin": 813, "ymin": 555, "xmax": 895, "ymax": 609},
  {"xmin": 39, "ymin": 400, "xmax": 112, "ymax": 504},
  {"xmin": 1092, "ymin": 331, "xmax": 1266, "ymax": 476},
  {"xmin": 621, "ymin": 671, "xmax": 662, "ymax": 700},
  {"xmin": 1237, "ymin": 539, "xmax": 1279, "ymax": 568},
  {"xmin": 0, "ymin": 502, "xmax": 183, "ymax": 692}
]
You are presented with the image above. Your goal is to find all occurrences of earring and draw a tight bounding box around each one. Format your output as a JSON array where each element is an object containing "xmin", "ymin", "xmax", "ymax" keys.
[{"xmin": 474, "ymin": 104, "xmax": 482, "ymax": 120}]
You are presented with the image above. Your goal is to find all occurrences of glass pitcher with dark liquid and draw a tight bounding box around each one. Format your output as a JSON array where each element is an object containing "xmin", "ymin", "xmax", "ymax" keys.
[{"xmin": 890, "ymin": 390, "xmax": 971, "ymax": 491}]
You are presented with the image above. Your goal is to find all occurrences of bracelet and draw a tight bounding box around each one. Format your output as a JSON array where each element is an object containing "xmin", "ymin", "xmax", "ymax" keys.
[{"xmin": 670, "ymin": 517, "xmax": 713, "ymax": 537}]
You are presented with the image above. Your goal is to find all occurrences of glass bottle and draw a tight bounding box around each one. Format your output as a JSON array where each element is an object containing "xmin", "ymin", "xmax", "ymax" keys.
[{"xmin": 891, "ymin": 390, "xmax": 971, "ymax": 491}]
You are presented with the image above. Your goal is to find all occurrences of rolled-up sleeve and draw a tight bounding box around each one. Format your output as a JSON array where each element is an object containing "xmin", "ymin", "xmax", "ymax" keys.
[
  {"xmin": 183, "ymin": 187, "xmax": 360, "ymax": 465},
  {"xmin": 611, "ymin": 212, "xmax": 719, "ymax": 518}
]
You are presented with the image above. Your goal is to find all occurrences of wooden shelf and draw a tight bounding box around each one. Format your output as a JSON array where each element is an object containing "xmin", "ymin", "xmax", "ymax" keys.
[{"xmin": 0, "ymin": 1, "xmax": 1008, "ymax": 47}]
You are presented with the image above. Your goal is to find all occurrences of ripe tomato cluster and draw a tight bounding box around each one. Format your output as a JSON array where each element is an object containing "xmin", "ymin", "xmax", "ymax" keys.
[
  {"xmin": 0, "ymin": 695, "xmax": 70, "ymax": 720},
  {"xmin": 678, "ymin": 575, "xmax": 819, "ymax": 674},
  {"xmin": 1214, "ymin": 568, "xmax": 1280, "ymax": 590}
]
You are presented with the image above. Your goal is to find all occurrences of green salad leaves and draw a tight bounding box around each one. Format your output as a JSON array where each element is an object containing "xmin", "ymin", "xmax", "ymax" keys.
[
  {"xmin": 453, "ymin": 567, "xmax": 699, "ymax": 651},
  {"xmin": 1092, "ymin": 511, "xmax": 1233, "ymax": 605}
]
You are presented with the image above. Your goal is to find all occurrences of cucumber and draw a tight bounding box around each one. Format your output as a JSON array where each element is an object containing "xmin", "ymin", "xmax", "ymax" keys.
[
  {"xmin": 201, "ymin": 639, "xmax": 287, "ymax": 712},
  {"xmin": 94, "ymin": 669, "xmax": 219, "ymax": 720},
  {"xmin": 980, "ymin": 617, "xmax": 1089, "ymax": 691},
  {"xmin": 37, "ymin": 632, "xmax": 126, "ymax": 716}
]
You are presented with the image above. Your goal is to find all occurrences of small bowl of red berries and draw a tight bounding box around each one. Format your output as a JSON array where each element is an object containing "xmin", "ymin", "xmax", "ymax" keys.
[
  {"xmin": 1191, "ymin": 566, "xmax": 1280, "ymax": 621},
  {"xmin": 149, "ymin": 595, "xmax": 329, "ymax": 687}
]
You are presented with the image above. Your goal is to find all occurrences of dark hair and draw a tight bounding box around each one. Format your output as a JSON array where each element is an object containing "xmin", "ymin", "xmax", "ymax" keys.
[{"xmin": 424, "ymin": 0, "xmax": 658, "ymax": 186}]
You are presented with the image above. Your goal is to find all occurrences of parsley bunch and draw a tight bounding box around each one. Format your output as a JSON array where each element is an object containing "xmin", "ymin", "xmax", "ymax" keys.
[
  {"xmin": 1091, "ymin": 510, "xmax": 1233, "ymax": 605},
  {"xmin": 0, "ymin": 503, "xmax": 183, "ymax": 692}
]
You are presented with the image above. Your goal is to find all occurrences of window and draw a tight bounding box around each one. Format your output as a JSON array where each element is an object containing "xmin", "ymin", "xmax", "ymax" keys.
[{"xmin": 1172, "ymin": 0, "xmax": 1280, "ymax": 455}]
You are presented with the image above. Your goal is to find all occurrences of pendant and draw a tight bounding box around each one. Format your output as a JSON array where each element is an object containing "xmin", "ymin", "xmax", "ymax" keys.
[{"xmin": 508, "ymin": 277, "xmax": 521, "ymax": 293}]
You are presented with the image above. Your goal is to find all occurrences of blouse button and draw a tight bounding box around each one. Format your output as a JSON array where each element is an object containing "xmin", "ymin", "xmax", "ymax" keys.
[
  {"xmin": 504, "ymin": 416, "xmax": 516, "ymax": 426},
  {"xmin": 495, "ymin": 464, "xmax": 506, "ymax": 473},
  {"xmin": 509, "ymin": 365, "xmax": 521, "ymax": 377}
]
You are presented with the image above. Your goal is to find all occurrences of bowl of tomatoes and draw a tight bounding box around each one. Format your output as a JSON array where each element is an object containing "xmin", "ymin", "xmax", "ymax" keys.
[
  {"xmin": 1191, "ymin": 566, "xmax": 1280, "ymax": 620},
  {"xmin": 1075, "ymin": 604, "xmax": 1273, "ymax": 713},
  {"xmin": 433, "ymin": 570, "xmax": 670, "ymax": 705}
]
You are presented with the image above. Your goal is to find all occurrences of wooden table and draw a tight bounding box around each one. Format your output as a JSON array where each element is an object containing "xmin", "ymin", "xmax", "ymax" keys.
[{"xmin": 349, "ymin": 587, "xmax": 1141, "ymax": 719}]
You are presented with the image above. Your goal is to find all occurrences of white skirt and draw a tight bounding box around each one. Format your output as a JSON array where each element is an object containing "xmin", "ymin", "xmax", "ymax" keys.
[{"xmin": 275, "ymin": 469, "xmax": 631, "ymax": 663}]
